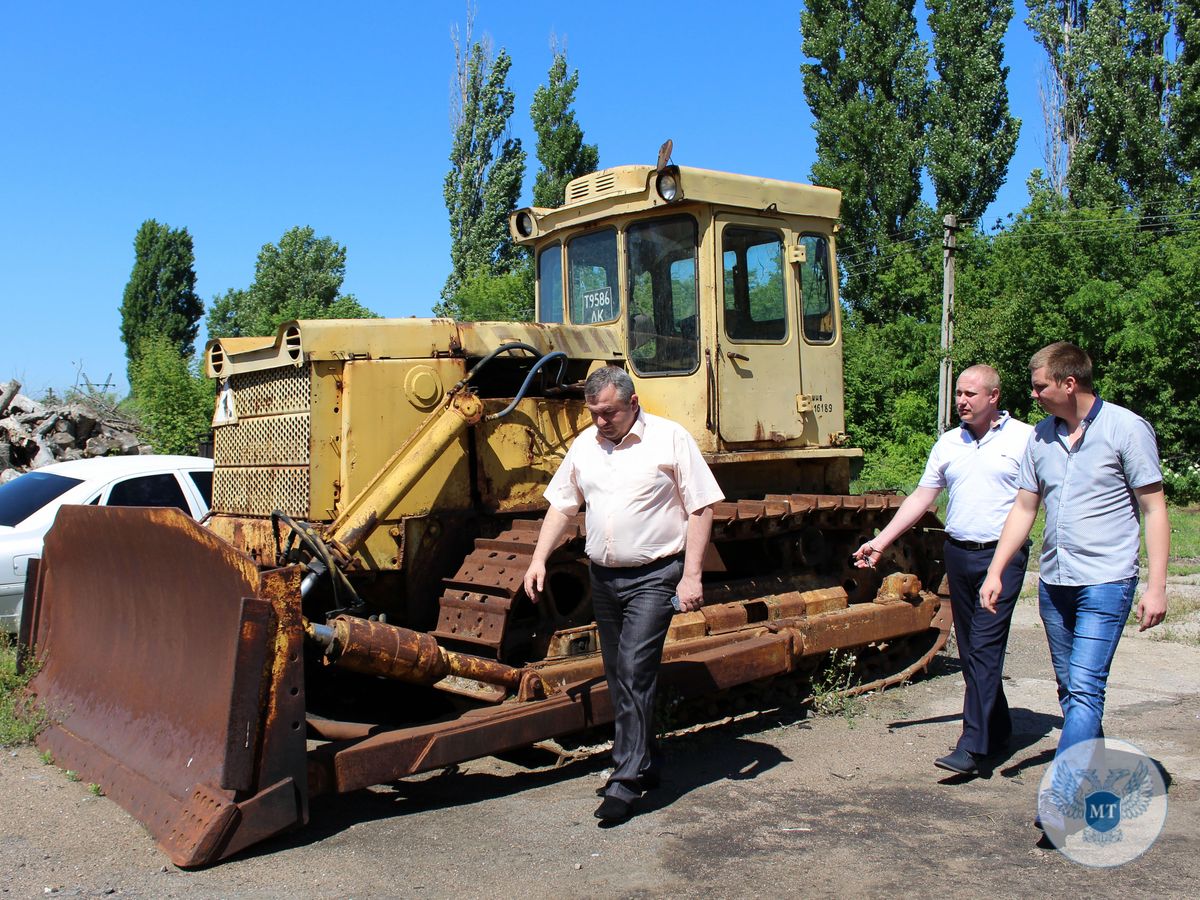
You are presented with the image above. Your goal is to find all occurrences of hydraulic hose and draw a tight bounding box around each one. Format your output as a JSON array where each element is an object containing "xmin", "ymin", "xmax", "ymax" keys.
[
  {"xmin": 271, "ymin": 510, "xmax": 363, "ymax": 607},
  {"xmin": 484, "ymin": 351, "xmax": 568, "ymax": 421},
  {"xmin": 452, "ymin": 341, "xmax": 544, "ymax": 392}
]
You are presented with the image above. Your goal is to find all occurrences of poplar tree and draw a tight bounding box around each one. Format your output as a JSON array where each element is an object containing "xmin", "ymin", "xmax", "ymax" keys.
[
  {"xmin": 119, "ymin": 219, "xmax": 203, "ymax": 383},
  {"xmin": 530, "ymin": 47, "xmax": 599, "ymax": 209},
  {"xmin": 800, "ymin": 0, "xmax": 929, "ymax": 316},
  {"xmin": 926, "ymin": 0, "xmax": 1020, "ymax": 220},
  {"xmin": 1175, "ymin": 0, "xmax": 1200, "ymax": 182},
  {"xmin": 1028, "ymin": 0, "xmax": 1178, "ymax": 208},
  {"xmin": 439, "ymin": 24, "xmax": 526, "ymax": 316}
]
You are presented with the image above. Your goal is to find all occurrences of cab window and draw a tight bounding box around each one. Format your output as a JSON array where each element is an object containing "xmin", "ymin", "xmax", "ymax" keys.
[
  {"xmin": 627, "ymin": 216, "xmax": 698, "ymax": 375},
  {"xmin": 537, "ymin": 243, "xmax": 564, "ymax": 323},
  {"xmin": 722, "ymin": 227, "xmax": 786, "ymax": 342},
  {"xmin": 799, "ymin": 234, "xmax": 836, "ymax": 343},
  {"xmin": 567, "ymin": 228, "xmax": 619, "ymax": 324}
]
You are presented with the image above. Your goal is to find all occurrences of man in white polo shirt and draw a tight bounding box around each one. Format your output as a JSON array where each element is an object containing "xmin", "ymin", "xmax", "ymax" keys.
[
  {"xmin": 523, "ymin": 366, "xmax": 724, "ymax": 824},
  {"xmin": 853, "ymin": 364, "xmax": 1033, "ymax": 776}
]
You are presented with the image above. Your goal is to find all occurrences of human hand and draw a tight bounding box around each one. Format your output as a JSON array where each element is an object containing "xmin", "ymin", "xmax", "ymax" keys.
[
  {"xmin": 979, "ymin": 572, "xmax": 1002, "ymax": 614},
  {"xmin": 675, "ymin": 574, "xmax": 704, "ymax": 612},
  {"xmin": 522, "ymin": 560, "xmax": 546, "ymax": 604},
  {"xmin": 852, "ymin": 541, "xmax": 882, "ymax": 569},
  {"xmin": 1136, "ymin": 585, "xmax": 1167, "ymax": 631}
]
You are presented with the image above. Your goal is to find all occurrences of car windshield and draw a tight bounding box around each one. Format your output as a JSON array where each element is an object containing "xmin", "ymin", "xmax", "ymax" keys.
[{"xmin": 0, "ymin": 471, "xmax": 85, "ymax": 527}]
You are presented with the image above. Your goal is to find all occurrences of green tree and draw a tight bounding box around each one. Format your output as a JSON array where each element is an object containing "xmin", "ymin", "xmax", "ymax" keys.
[
  {"xmin": 1028, "ymin": 0, "xmax": 1178, "ymax": 208},
  {"xmin": 1173, "ymin": 0, "xmax": 1200, "ymax": 185},
  {"xmin": 205, "ymin": 226, "xmax": 376, "ymax": 339},
  {"xmin": 119, "ymin": 219, "xmax": 203, "ymax": 383},
  {"xmin": 952, "ymin": 180, "xmax": 1200, "ymax": 465},
  {"xmin": 530, "ymin": 46, "xmax": 599, "ymax": 209},
  {"xmin": 128, "ymin": 333, "xmax": 215, "ymax": 455},
  {"xmin": 926, "ymin": 0, "xmax": 1020, "ymax": 220},
  {"xmin": 843, "ymin": 312, "xmax": 940, "ymax": 488},
  {"xmin": 439, "ymin": 20, "xmax": 526, "ymax": 317},
  {"xmin": 800, "ymin": 0, "xmax": 929, "ymax": 316},
  {"xmin": 445, "ymin": 265, "xmax": 535, "ymax": 322}
]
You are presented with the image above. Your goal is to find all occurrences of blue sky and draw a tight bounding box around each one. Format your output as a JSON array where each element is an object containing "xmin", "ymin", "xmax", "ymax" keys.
[{"xmin": 0, "ymin": 1, "xmax": 1047, "ymax": 397}]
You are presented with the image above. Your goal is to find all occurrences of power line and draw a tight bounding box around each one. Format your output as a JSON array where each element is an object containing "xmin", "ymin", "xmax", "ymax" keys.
[{"xmin": 835, "ymin": 210, "xmax": 1200, "ymax": 277}]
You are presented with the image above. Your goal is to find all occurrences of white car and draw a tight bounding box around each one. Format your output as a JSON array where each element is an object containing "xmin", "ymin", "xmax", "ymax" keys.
[{"xmin": 0, "ymin": 455, "xmax": 214, "ymax": 633}]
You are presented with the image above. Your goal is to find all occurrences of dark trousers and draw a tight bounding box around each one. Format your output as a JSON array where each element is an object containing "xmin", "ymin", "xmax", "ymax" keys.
[
  {"xmin": 944, "ymin": 540, "xmax": 1029, "ymax": 756},
  {"xmin": 590, "ymin": 554, "xmax": 683, "ymax": 803}
]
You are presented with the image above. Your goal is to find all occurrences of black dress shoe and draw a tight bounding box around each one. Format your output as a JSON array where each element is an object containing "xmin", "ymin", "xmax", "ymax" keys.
[
  {"xmin": 934, "ymin": 748, "xmax": 982, "ymax": 775},
  {"xmin": 594, "ymin": 796, "xmax": 632, "ymax": 822}
]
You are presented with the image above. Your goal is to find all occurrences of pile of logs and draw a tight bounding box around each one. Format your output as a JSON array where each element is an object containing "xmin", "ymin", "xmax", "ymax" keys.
[{"xmin": 0, "ymin": 380, "xmax": 150, "ymax": 484}]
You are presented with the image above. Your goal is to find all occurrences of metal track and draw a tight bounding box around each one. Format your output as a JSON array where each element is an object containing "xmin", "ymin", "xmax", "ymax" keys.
[{"xmin": 431, "ymin": 492, "xmax": 949, "ymax": 684}]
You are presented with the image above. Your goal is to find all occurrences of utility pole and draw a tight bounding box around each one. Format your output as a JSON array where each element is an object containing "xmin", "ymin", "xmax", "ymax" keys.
[{"xmin": 937, "ymin": 214, "xmax": 958, "ymax": 434}]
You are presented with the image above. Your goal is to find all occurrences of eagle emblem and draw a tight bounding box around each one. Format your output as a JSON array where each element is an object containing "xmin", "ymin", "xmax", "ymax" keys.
[{"xmin": 1043, "ymin": 759, "xmax": 1154, "ymax": 845}]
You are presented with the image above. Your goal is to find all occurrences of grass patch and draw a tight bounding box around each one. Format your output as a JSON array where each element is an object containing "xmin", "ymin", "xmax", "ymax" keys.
[
  {"xmin": 1137, "ymin": 505, "xmax": 1200, "ymax": 567},
  {"xmin": 0, "ymin": 634, "xmax": 45, "ymax": 747},
  {"xmin": 1164, "ymin": 506, "xmax": 1200, "ymax": 560},
  {"xmin": 1147, "ymin": 625, "xmax": 1200, "ymax": 647},
  {"xmin": 1167, "ymin": 560, "xmax": 1200, "ymax": 577}
]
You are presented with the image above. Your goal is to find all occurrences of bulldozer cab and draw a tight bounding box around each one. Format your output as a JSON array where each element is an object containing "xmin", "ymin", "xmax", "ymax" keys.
[{"xmin": 510, "ymin": 165, "xmax": 847, "ymax": 451}]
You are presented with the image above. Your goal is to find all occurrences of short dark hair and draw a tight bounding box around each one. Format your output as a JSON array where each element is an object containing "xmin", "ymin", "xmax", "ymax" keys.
[
  {"xmin": 584, "ymin": 366, "xmax": 635, "ymax": 403},
  {"xmin": 1030, "ymin": 342, "xmax": 1094, "ymax": 390}
]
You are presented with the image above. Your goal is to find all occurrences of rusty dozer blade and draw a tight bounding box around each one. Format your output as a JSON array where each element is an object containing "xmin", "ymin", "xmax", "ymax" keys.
[{"xmin": 23, "ymin": 506, "xmax": 308, "ymax": 868}]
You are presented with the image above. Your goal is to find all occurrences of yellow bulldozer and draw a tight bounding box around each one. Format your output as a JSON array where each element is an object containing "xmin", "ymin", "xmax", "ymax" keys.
[{"xmin": 20, "ymin": 159, "xmax": 949, "ymax": 866}]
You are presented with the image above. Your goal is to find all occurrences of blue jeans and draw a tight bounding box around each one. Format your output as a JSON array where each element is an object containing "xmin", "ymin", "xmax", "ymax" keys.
[{"xmin": 1038, "ymin": 577, "xmax": 1137, "ymax": 756}]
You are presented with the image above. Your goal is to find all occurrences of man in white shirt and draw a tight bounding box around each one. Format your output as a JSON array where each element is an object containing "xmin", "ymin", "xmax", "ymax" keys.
[
  {"xmin": 523, "ymin": 366, "xmax": 724, "ymax": 823},
  {"xmin": 853, "ymin": 365, "xmax": 1033, "ymax": 776}
]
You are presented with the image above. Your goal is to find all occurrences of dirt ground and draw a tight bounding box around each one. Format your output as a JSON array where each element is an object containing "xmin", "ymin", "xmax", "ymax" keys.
[{"xmin": 3, "ymin": 588, "xmax": 1198, "ymax": 899}]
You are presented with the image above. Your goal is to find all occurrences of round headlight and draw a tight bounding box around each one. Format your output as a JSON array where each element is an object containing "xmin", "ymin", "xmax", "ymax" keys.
[
  {"xmin": 656, "ymin": 171, "xmax": 679, "ymax": 202},
  {"xmin": 515, "ymin": 210, "xmax": 535, "ymax": 237}
]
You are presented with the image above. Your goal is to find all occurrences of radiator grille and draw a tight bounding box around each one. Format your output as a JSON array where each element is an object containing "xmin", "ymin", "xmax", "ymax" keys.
[
  {"xmin": 213, "ymin": 466, "xmax": 311, "ymax": 517},
  {"xmin": 223, "ymin": 365, "xmax": 310, "ymax": 415},
  {"xmin": 214, "ymin": 413, "xmax": 310, "ymax": 466},
  {"xmin": 213, "ymin": 365, "xmax": 312, "ymax": 516}
]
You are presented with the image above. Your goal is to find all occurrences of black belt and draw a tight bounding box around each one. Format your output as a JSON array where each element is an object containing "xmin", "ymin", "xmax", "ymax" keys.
[
  {"xmin": 946, "ymin": 537, "xmax": 998, "ymax": 551},
  {"xmin": 591, "ymin": 552, "xmax": 684, "ymax": 573}
]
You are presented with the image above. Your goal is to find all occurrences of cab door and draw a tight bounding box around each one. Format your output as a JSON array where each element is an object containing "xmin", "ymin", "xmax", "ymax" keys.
[{"xmin": 715, "ymin": 217, "xmax": 805, "ymax": 443}]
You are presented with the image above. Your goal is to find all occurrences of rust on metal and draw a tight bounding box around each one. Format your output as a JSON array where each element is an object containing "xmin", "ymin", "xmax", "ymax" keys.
[
  {"xmin": 304, "ymin": 579, "xmax": 943, "ymax": 798},
  {"xmin": 25, "ymin": 492, "xmax": 948, "ymax": 867},
  {"xmin": 316, "ymin": 615, "xmax": 547, "ymax": 696},
  {"xmin": 26, "ymin": 506, "xmax": 307, "ymax": 868}
]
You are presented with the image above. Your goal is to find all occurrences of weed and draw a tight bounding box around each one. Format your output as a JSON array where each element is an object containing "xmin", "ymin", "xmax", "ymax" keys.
[
  {"xmin": 39, "ymin": 749, "xmax": 53, "ymax": 766},
  {"xmin": 654, "ymin": 686, "xmax": 687, "ymax": 733},
  {"xmin": 0, "ymin": 634, "xmax": 46, "ymax": 747},
  {"xmin": 88, "ymin": 783, "xmax": 104, "ymax": 796},
  {"xmin": 65, "ymin": 770, "xmax": 80, "ymax": 782},
  {"xmin": 805, "ymin": 650, "xmax": 865, "ymax": 724}
]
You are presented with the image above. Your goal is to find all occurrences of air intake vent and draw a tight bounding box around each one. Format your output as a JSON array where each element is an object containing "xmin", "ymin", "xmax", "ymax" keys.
[{"xmin": 566, "ymin": 171, "xmax": 618, "ymax": 203}]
